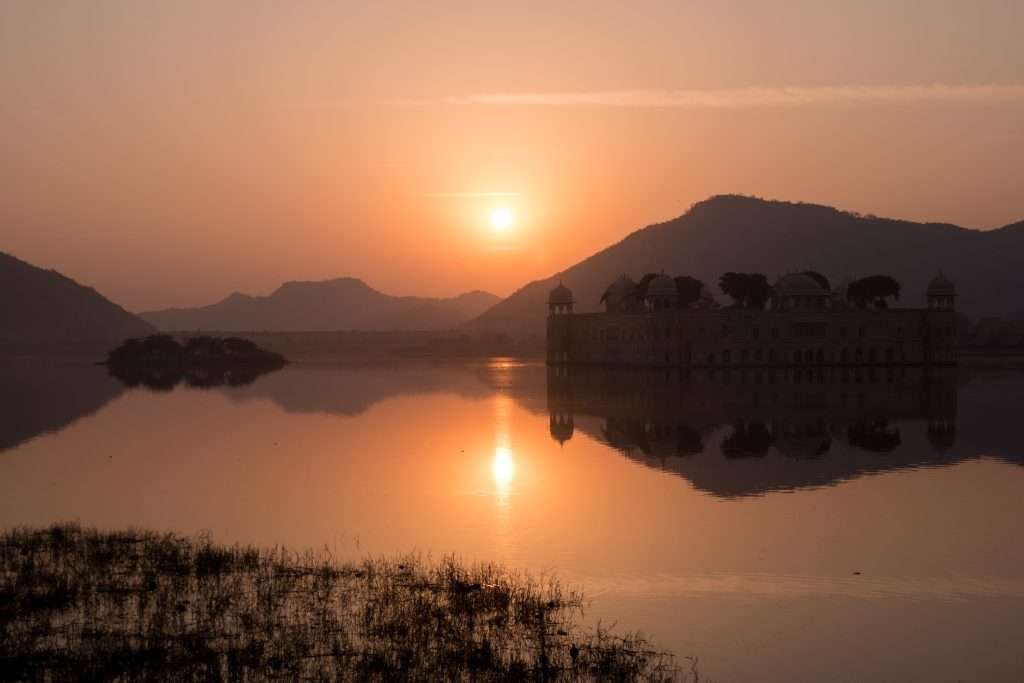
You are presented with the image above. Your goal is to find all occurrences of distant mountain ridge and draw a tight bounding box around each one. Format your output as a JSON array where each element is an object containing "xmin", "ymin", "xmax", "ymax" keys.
[
  {"xmin": 140, "ymin": 278, "xmax": 500, "ymax": 332},
  {"xmin": 469, "ymin": 195, "xmax": 1024, "ymax": 336},
  {"xmin": 0, "ymin": 252, "xmax": 154, "ymax": 345}
]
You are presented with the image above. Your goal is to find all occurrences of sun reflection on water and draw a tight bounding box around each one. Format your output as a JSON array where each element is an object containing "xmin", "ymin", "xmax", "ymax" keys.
[{"xmin": 492, "ymin": 446, "xmax": 516, "ymax": 504}]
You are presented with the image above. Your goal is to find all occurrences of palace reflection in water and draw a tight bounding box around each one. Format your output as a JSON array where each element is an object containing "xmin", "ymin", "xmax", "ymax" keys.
[
  {"xmin": 547, "ymin": 365, "xmax": 968, "ymax": 497},
  {"xmin": 3, "ymin": 358, "xmax": 1024, "ymax": 682}
]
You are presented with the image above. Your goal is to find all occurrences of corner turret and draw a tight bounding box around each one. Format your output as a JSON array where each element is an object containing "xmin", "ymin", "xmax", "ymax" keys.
[
  {"xmin": 548, "ymin": 281, "xmax": 574, "ymax": 315},
  {"xmin": 927, "ymin": 272, "xmax": 956, "ymax": 311}
]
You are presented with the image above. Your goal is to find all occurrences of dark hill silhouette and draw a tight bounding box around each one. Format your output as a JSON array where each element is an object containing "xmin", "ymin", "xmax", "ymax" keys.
[
  {"xmin": 0, "ymin": 252, "xmax": 154, "ymax": 345},
  {"xmin": 141, "ymin": 278, "xmax": 499, "ymax": 332},
  {"xmin": 469, "ymin": 195, "xmax": 1024, "ymax": 336}
]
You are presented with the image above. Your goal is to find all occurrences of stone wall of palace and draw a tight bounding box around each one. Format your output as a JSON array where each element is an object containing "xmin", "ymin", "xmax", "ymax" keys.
[{"xmin": 547, "ymin": 308, "xmax": 957, "ymax": 367}]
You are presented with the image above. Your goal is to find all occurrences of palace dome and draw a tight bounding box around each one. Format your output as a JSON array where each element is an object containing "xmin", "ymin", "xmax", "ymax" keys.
[
  {"xmin": 927, "ymin": 272, "xmax": 956, "ymax": 298},
  {"xmin": 602, "ymin": 274, "xmax": 636, "ymax": 300},
  {"xmin": 774, "ymin": 272, "xmax": 827, "ymax": 297},
  {"xmin": 647, "ymin": 273, "xmax": 677, "ymax": 298},
  {"xmin": 774, "ymin": 433, "xmax": 832, "ymax": 459},
  {"xmin": 548, "ymin": 282, "xmax": 574, "ymax": 305}
]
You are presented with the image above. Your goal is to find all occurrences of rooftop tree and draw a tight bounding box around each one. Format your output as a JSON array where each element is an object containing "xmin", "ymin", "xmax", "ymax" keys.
[
  {"xmin": 719, "ymin": 272, "xmax": 773, "ymax": 310},
  {"xmin": 847, "ymin": 275, "xmax": 900, "ymax": 309},
  {"xmin": 674, "ymin": 276, "xmax": 704, "ymax": 309}
]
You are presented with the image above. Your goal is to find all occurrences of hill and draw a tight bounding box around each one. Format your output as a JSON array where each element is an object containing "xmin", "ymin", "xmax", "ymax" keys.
[
  {"xmin": 0, "ymin": 252, "xmax": 154, "ymax": 346},
  {"xmin": 140, "ymin": 278, "xmax": 500, "ymax": 332},
  {"xmin": 469, "ymin": 195, "xmax": 1024, "ymax": 336}
]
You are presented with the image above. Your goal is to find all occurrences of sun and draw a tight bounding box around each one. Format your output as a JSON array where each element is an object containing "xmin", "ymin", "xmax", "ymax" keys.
[{"xmin": 490, "ymin": 207, "xmax": 513, "ymax": 232}]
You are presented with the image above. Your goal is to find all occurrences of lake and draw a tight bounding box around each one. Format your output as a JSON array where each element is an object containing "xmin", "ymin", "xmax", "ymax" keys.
[{"xmin": 2, "ymin": 357, "xmax": 1023, "ymax": 682}]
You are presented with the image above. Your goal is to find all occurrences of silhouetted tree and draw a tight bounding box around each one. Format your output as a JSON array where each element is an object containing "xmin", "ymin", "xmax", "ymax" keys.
[
  {"xmin": 848, "ymin": 419, "xmax": 902, "ymax": 453},
  {"xmin": 185, "ymin": 336, "xmax": 225, "ymax": 358},
  {"xmin": 847, "ymin": 275, "xmax": 900, "ymax": 309},
  {"xmin": 107, "ymin": 335, "xmax": 182, "ymax": 367},
  {"xmin": 673, "ymin": 276, "xmax": 704, "ymax": 309},
  {"xmin": 746, "ymin": 275, "xmax": 774, "ymax": 310},
  {"xmin": 722, "ymin": 422, "xmax": 774, "ymax": 458},
  {"xmin": 106, "ymin": 335, "xmax": 286, "ymax": 391},
  {"xmin": 634, "ymin": 273, "xmax": 658, "ymax": 299},
  {"xmin": 676, "ymin": 424, "xmax": 704, "ymax": 455},
  {"xmin": 223, "ymin": 337, "xmax": 258, "ymax": 354},
  {"xmin": 719, "ymin": 273, "xmax": 773, "ymax": 310},
  {"xmin": 719, "ymin": 272, "xmax": 745, "ymax": 307}
]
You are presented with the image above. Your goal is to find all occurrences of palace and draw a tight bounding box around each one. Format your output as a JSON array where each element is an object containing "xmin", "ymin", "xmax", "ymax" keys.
[{"xmin": 546, "ymin": 272, "xmax": 958, "ymax": 367}]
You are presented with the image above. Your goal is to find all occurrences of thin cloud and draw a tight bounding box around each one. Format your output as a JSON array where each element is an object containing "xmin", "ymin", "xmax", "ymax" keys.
[
  {"xmin": 440, "ymin": 83, "xmax": 1024, "ymax": 108},
  {"xmin": 425, "ymin": 191, "xmax": 520, "ymax": 198}
]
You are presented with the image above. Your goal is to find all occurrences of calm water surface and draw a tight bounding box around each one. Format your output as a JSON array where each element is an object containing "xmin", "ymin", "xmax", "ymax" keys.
[{"xmin": 2, "ymin": 357, "xmax": 1023, "ymax": 682}]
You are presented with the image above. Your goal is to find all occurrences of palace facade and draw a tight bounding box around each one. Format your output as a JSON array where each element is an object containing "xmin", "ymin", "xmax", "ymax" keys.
[{"xmin": 546, "ymin": 272, "xmax": 958, "ymax": 367}]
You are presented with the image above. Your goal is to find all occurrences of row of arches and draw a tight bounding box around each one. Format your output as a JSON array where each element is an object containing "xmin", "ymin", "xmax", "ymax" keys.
[{"xmin": 704, "ymin": 346, "xmax": 909, "ymax": 366}]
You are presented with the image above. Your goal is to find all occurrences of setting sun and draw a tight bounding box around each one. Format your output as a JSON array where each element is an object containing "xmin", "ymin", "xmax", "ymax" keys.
[{"xmin": 490, "ymin": 207, "xmax": 513, "ymax": 232}]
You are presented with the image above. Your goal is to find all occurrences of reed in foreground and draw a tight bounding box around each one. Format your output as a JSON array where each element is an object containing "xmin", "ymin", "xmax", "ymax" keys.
[{"xmin": 0, "ymin": 524, "xmax": 684, "ymax": 682}]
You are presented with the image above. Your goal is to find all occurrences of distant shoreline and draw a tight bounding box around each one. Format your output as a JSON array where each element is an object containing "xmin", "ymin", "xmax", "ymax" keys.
[{"xmin": 3, "ymin": 333, "xmax": 1024, "ymax": 367}]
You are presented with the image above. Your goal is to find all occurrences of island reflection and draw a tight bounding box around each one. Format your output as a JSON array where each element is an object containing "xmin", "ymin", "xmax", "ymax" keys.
[
  {"xmin": 545, "ymin": 366, "xmax": 983, "ymax": 497},
  {"xmin": 109, "ymin": 362, "xmax": 281, "ymax": 391}
]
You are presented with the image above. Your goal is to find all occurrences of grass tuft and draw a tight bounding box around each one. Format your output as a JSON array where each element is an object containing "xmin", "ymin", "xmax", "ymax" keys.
[{"xmin": 0, "ymin": 524, "xmax": 686, "ymax": 682}]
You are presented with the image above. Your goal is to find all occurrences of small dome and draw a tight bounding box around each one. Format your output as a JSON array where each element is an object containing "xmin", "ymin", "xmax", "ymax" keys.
[
  {"xmin": 606, "ymin": 274, "xmax": 635, "ymax": 294},
  {"xmin": 774, "ymin": 434, "xmax": 832, "ymax": 459},
  {"xmin": 548, "ymin": 281, "xmax": 574, "ymax": 305},
  {"xmin": 927, "ymin": 272, "xmax": 956, "ymax": 298},
  {"xmin": 602, "ymin": 274, "xmax": 636, "ymax": 302},
  {"xmin": 774, "ymin": 272, "xmax": 827, "ymax": 297},
  {"xmin": 647, "ymin": 273, "xmax": 677, "ymax": 297},
  {"xmin": 550, "ymin": 416, "xmax": 574, "ymax": 444}
]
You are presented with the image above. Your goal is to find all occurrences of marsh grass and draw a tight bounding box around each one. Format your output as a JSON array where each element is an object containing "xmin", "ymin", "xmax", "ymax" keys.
[{"xmin": 0, "ymin": 524, "xmax": 682, "ymax": 682}]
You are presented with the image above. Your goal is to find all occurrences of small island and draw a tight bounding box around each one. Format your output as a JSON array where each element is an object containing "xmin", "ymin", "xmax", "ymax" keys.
[{"xmin": 105, "ymin": 335, "xmax": 287, "ymax": 390}]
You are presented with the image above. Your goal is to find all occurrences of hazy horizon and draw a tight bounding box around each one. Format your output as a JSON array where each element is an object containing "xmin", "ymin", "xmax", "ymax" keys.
[{"xmin": 3, "ymin": 1, "xmax": 1023, "ymax": 311}]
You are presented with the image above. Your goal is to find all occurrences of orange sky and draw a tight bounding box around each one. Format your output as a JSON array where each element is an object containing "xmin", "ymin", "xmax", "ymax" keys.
[{"xmin": 2, "ymin": 1, "xmax": 1023, "ymax": 311}]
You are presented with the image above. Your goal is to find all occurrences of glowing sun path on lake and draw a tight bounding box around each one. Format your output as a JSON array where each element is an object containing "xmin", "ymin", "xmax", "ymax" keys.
[{"xmin": 492, "ymin": 394, "xmax": 516, "ymax": 507}]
